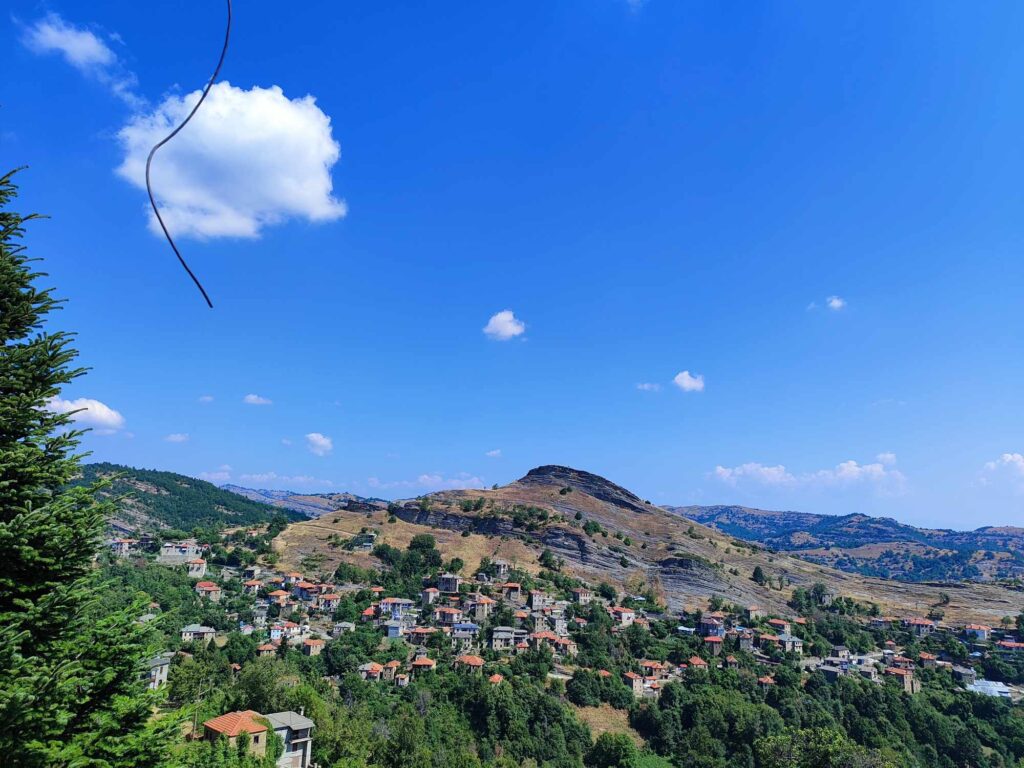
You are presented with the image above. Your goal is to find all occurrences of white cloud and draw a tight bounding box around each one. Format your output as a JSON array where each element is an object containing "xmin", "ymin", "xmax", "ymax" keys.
[
  {"xmin": 876, "ymin": 452, "xmax": 897, "ymax": 466},
  {"xmin": 21, "ymin": 14, "xmax": 140, "ymax": 107},
  {"xmin": 980, "ymin": 453, "xmax": 1024, "ymax": 491},
  {"xmin": 827, "ymin": 295, "xmax": 847, "ymax": 311},
  {"xmin": 243, "ymin": 393, "xmax": 272, "ymax": 406},
  {"xmin": 636, "ymin": 383, "xmax": 661, "ymax": 392},
  {"xmin": 198, "ymin": 394, "xmax": 214, "ymax": 403},
  {"xmin": 46, "ymin": 396, "xmax": 125, "ymax": 430},
  {"xmin": 713, "ymin": 457, "xmax": 905, "ymax": 494},
  {"xmin": 485, "ymin": 449, "xmax": 502, "ymax": 458},
  {"xmin": 305, "ymin": 432, "xmax": 333, "ymax": 456},
  {"xmin": 811, "ymin": 460, "xmax": 903, "ymax": 488},
  {"xmin": 672, "ymin": 370, "xmax": 705, "ymax": 392},
  {"xmin": 116, "ymin": 82, "xmax": 345, "ymax": 239},
  {"xmin": 281, "ymin": 438, "xmax": 293, "ymax": 446},
  {"xmin": 714, "ymin": 463, "xmax": 796, "ymax": 487},
  {"xmin": 165, "ymin": 433, "xmax": 189, "ymax": 443},
  {"xmin": 984, "ymin": 453, "xmax": 1024, "ymax": 476},
  {"xmin": 483, "ymin": 310, "xmax": 526, "ymax": 341}
]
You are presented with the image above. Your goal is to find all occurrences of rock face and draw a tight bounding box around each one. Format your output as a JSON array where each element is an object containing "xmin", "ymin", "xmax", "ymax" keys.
[{"xmin": 514, "ymin": 465, "xmax": 652, "ymax": 517}]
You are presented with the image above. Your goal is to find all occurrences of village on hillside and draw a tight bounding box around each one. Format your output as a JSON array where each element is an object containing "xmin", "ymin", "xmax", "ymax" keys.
[{"xmin": 107, "ymin": 518, "xmax": 1024, "ymax": 767}]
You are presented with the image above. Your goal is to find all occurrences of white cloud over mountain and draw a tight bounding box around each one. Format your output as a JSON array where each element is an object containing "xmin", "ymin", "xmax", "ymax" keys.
[{"xmin": 713, "ymin": 456, "xmax": 905, "ymax": 494}]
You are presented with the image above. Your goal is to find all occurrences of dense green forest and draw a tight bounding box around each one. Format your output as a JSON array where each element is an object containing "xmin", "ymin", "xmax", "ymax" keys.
[{"xmin": 74, "ymin": 462, "xmax": 302, "ymax": 531}]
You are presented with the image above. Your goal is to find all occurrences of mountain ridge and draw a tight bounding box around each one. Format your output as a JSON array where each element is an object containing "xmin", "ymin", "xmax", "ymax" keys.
[
  {"xmin": 273, "ymin": 463, "xmax": 1024, "ymax": 623},
  {"xmin": 78, "ymin": 462, "xmax": 298, "ymax": 533},
  {"xmin": 671, "ymin": 503, "xmax": 1024, "ymax": 581}
]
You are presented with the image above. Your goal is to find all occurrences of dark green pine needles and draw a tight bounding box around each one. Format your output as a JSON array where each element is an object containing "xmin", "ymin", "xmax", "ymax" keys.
[{"xmin": 0, "ymin": 169, "xmax": 174, "ymax": 767}]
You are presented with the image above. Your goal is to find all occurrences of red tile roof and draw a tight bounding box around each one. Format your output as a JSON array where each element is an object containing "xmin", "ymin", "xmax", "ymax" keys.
[{"xmin": 204, "ymin": 710, "xmax": 268, "ymax": 738}]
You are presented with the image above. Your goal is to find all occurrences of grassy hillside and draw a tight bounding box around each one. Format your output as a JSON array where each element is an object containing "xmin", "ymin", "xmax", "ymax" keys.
[
  {"xmin": 76, "ymin": 462, "xmax": 299, "ymax": 532},
  {"xmin": 276, "ymin": 464, "xmax": 1024, "ymax": 624}
]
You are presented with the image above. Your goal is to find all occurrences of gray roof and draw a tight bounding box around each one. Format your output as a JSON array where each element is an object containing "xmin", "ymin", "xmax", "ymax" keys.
[
  {"xmin": 181, "ymin": 623, "xmax": 214, "ymax": 633},
  {"xmin": 266, "ymin": 711, "xmax": 315, "ymax": 731}
]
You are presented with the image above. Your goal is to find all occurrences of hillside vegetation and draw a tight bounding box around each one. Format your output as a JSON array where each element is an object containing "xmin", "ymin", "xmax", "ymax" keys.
[{"xmin": 76, "ymin": 462, "xmax": 298, "ymax": 532}]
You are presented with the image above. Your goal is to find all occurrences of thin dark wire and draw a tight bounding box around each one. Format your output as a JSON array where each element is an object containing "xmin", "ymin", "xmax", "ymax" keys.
[{"xmin": 144, "ymin": 0, "xmax": 232, "ymax": 309}]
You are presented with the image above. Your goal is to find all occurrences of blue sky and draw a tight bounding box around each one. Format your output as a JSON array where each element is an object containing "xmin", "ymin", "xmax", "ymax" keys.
[{"xmin": 4, "ymin": 1, "xmax": 1023, "ymax": 527}]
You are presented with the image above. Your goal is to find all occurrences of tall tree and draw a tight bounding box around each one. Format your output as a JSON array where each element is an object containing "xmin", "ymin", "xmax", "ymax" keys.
[{"xmin": 0, "ymin": 170, "xmax": 172, "ymax": 766}]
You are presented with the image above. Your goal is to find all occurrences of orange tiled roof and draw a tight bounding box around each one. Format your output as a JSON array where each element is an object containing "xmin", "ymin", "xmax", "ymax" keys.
[
  {"xmin": 456, "ymin": 654, "xmax": 485, "ymax": 667},
  {"xmin": 204, "ymin": 710, "xmax": 268, "ymax": 737}
]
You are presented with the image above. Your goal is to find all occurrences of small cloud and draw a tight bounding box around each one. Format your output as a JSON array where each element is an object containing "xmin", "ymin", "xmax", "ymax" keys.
[
  {"xmin": 672, "ymin": 371, "xmax": 705, "ymax": 393},
  {"xmin": 712, "ymin": 457, "xmax": 905, "ymax": 495},
  {"xmin": 198, "ymin": 394, "xmax": 214, "ymax": 403},
  {"xmin": 980, "ymin": 453, "xmax": 1024, "ymax": 492},
  {"xmin": 714, "ymin": 463, "xmax": 796, "ymax": 487},
  {"xmin": 636, "ymin": 383, "xmax": 661, "ymax": 392},
  {"xmin": 305, "ymin": 432, "xmax": 333, "ymax": 457},
  {"xmin": 485, "ymin": 449, "xmax": 502, "ymax": 458},
  {"xmin": 483, "ymin": 310, "xmax": 526, "ymax": 341},
  {"xmin": 243, "ymin": 393, "xmax": 272, "ymax": 405},
  {"xmin": 827, "ymin": 295, "xmax": 846, "ymax": 311},
  {"xmin": 46, "ymin": 396, "xmax": 126, "ymax": 430},
  {"xmin": 876, "ymin": 452, "xmax": 897, "ymax": 466},
  {"xmin": 165, "ymin": 433, "xmax": 189, "ymax": 443},
  {"xmin": 20, "ymin": 13, "xmax": 140, "ymax": 107},
  {"xmin": 281, "ymin": 438, "xmax": 293, "ymax": 446}
]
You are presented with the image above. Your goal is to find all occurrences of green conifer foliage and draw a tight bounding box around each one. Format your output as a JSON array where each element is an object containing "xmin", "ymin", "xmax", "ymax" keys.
[{"xmin": 0, "ymin": 170, "xmax": 173, "ymax": 766}]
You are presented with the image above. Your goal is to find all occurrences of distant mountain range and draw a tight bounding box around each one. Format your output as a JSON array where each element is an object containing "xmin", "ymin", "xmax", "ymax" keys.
[
  {"xmin": 221, "ymin": 485, "xmax": 387, "ymax": 518},
  {"xmin": 78, "ymin": 463, "xmax": 300, "ymax": 533},
  {"xmin": 669, "ymin": 504, "xmax": 1024, "ymax": 582}
]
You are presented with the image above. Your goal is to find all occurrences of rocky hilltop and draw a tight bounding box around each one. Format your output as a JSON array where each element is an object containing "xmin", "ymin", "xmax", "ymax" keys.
[{"xmin": 376, "ymin": 465, "xmax": 1023, "ymax": 622}]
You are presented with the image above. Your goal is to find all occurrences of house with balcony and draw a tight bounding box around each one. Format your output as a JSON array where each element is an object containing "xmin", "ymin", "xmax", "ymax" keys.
[{"xmin": 267, "ymin": 711, "xmax": 315, "ymax": 768}]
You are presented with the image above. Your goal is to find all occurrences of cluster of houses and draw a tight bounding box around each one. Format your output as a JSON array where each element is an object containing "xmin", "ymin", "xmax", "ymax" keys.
[
  {"xmin": 120, "ymin": 532, "xmax": 1024, "ymax": 741},
  {"xmin": 353, "ymin": 567, "xmax": 588, "ymax": 675}
]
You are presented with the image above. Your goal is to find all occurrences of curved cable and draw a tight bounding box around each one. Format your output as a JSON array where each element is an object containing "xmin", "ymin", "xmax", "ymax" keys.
[{"xmin": 145, "ymin": 0, "xmax": 232, "ymax": 308}]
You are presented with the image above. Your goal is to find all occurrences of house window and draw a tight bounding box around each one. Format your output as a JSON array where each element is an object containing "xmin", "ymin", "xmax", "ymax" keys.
[{"xmin": 253, "ymin": 735, "xmax": 259, "ymax": 744}]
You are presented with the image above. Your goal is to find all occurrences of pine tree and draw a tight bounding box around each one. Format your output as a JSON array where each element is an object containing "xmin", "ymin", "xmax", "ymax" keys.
[{"xmin": 0, "ymin": 170, "xmax": 173, "ymax": 766}]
